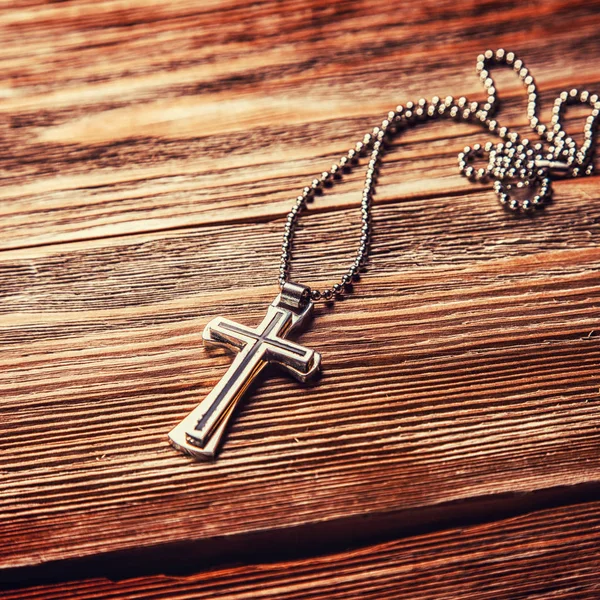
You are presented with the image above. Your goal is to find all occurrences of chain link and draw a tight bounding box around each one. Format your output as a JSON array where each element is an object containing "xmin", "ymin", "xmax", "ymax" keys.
[{"xmin": 279, "ymin": 49, "xmax": 599, "ymax": 302}]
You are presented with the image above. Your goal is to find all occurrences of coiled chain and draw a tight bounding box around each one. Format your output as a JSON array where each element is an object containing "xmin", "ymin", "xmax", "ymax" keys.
[{"xmin": 279, "ymin": 49, "xmax": 599, "ymax": 302}]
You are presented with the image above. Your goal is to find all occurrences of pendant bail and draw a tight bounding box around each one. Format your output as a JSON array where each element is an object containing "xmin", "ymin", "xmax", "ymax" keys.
[{"xmin": 279, "ymin": 282, "xmax": 311, "ymax": 311}]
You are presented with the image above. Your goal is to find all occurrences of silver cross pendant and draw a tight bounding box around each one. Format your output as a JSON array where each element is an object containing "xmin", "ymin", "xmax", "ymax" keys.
[{"xmin": 169, "ymin": 283, "xmax": 321, "ymax": 459}]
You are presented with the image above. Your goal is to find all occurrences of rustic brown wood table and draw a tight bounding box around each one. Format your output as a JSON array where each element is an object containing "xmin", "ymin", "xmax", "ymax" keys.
[{"xmin": 1, "ymin": 1, "xmax": 600, "ymax": 598}]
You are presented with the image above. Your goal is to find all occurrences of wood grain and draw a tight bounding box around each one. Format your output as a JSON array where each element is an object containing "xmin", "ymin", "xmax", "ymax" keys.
[
  {"xmin": 0, "ymin": 0, "xmax": 597, "ymax": 249},
  {"xmin": 3, "ymin": 185, "xmax": 600, "ymax": 576},
  {"xmin": 0, "ymin": 0, "xmax": 599, "ymax": 594},
  {"xmin": 6, "ymin": 501, "xmax": 600, "ymax": 599}
]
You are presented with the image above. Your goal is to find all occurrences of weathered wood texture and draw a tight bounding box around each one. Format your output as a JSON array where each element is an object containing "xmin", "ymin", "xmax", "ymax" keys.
[
  {"xmin": 1, "ymin": 0, "xmax": 600, "ymax": 595},
  {"xmin": 7, "ymin": 501, "xmax": 600, "ymax": 599}
]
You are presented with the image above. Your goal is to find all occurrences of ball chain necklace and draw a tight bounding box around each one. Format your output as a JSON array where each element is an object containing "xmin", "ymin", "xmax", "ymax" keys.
[{"xmin": 169, "ymin": 49, "xmax": 599, "ymax": 459}]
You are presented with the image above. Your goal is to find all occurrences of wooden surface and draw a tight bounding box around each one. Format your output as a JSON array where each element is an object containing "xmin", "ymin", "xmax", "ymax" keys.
[
  {"xmin": 1, "ymin": 0, "xmax": 599, "ymax": 597},
  {"xmin": 6, "ymin": 501, "xmax": 600, "ymax": 599}
]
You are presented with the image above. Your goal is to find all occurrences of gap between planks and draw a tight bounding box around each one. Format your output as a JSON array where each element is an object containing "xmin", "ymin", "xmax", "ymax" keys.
[{"xmin": 1, "ymin": 481, "xmax": 599, "ymax": 591}]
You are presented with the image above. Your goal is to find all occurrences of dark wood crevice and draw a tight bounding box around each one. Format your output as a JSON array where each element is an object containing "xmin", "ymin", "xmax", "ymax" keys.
[{"xmin": 2, "ymin": 481, "xmax": 599, "ymax": 590}]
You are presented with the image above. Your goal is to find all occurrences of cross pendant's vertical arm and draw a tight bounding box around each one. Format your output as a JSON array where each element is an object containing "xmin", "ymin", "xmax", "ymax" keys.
[{"xmin": 168, "ymin": 345, "xmax": 268, "ymax": 459}]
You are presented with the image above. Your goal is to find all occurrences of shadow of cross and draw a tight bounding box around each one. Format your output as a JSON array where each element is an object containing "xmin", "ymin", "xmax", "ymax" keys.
[{"xmin": 169, "ymin": 294, "xmax": 321, "ymax": 459}]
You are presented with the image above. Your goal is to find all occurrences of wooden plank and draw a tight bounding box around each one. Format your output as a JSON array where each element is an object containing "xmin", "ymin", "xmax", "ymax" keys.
[
  {"xmin": 1, "ymin": 180, "xmax": 600, "ymax": 573},
  {"xmin": 0, "ymin": 0, "xmax": 597, "ymax": 249},
  {"xmin": 5, "ymin": 501, "xmax": 600, "ymax": 599}
]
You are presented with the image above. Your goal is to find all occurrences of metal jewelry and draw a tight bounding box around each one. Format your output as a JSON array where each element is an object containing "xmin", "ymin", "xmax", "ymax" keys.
[{"xmin": 170, "ymin": 49, "xmax": 598, "ymax": 459}]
